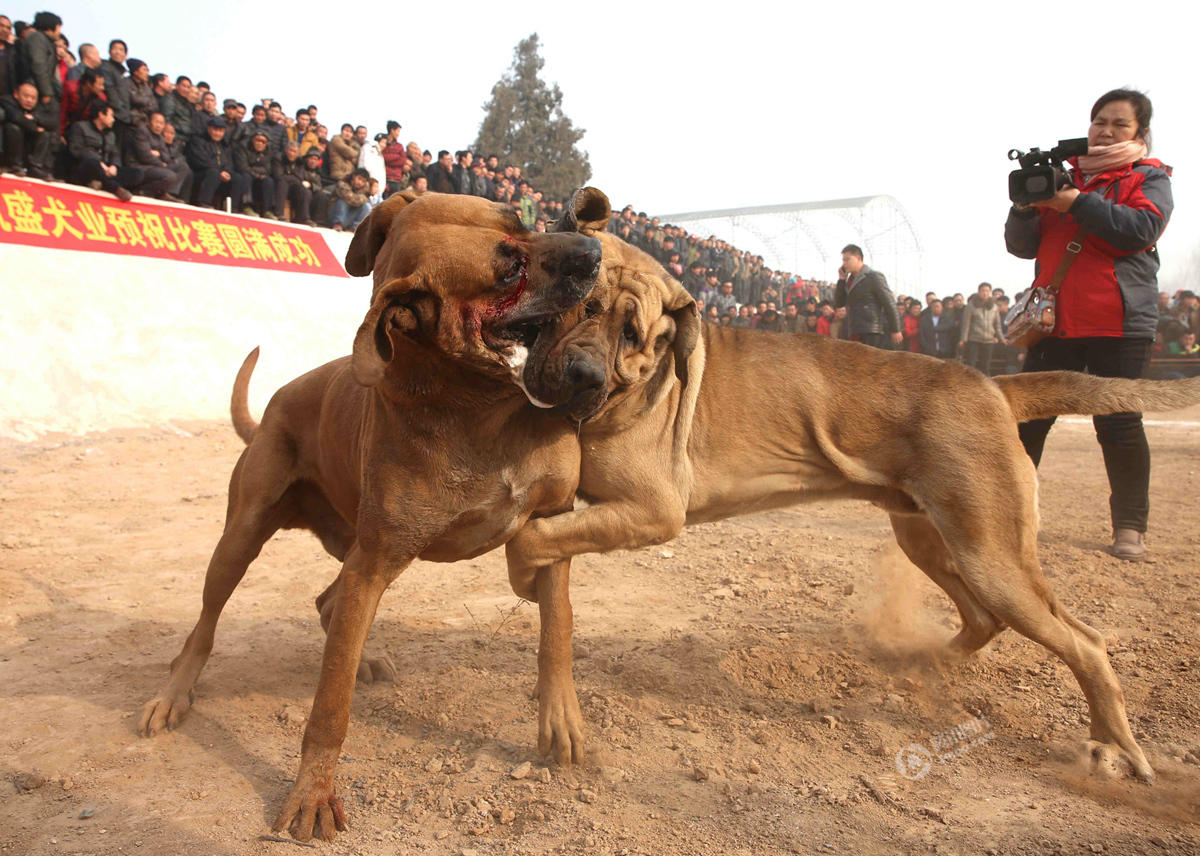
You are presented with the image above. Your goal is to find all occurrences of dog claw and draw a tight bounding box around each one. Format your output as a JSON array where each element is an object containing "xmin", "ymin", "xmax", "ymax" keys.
[
  {"xmin": 139, "ymin": 690, "xmax": 193, "ymax": 737},
  {"xmin": 356, "ymin": 653, "xmax": 396, "ymax": 684},
  {"xmin": 537, "ymin": 678, "xmax": 585, "ymax": 765},
  {"xmin": 274, "ymin": 773, "xmax": 347, "ymax": 843},
  {"xmin": 1079, "ymin": 739, "xmax": 1155, "ymax": 783}
]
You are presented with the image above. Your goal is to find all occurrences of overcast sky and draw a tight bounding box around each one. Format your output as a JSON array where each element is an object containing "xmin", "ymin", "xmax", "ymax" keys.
[{"xmin": 50, "ymin": 0, "xmax": 1195, "ymax": 296}]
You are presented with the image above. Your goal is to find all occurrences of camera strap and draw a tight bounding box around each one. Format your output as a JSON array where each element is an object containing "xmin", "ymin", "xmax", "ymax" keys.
[{"xmin": 1043, "ymin": 223, "xmax": 1090, "ymax": 297}]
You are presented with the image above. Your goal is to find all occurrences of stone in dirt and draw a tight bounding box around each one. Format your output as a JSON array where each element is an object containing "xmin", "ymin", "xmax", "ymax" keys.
[
  {"xmin": 510, "ymin": 761, "xmax": 532, "ymax": 779},
  {"xmin": 12, "ymin": 771, "xmax": 46, "ymax": 792}
]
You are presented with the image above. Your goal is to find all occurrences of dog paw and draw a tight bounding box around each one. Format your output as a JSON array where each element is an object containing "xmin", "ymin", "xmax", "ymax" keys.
[
  {"xmin": 1079, "ymin": 739, "xmax": 1155, "ymax": 783},
  {"xmin": 356, "ymin": 653, "xmax": 397, "ymax": 684},
  {"xmin": 536, "ymin": 677, "xmax": 585, "ymax": 765},
  {"xmin": 273, "ymin": 771, "xmax": 347, "ymax": 843},
  {"xmin": 138, "ymin": 688, "xmax": 195, "ymax": 737}
]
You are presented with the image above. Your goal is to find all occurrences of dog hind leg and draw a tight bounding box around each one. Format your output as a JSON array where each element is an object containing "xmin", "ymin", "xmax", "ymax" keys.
[
  {"xmin": 316, "ymin": 575, "xmax": 396, "ymax": 684},
  {"xmin": 888, "ymin": 513, "xmax": 1003, "ymax": 658}
]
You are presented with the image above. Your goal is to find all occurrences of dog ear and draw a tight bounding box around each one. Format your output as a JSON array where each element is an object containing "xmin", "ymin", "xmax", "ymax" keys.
[
  {"xmin": 344, "ymin": 191, "xmax": 417, "ymax": 277},
  {"xmin": 351, "ymin": 277, "xmax": 432, "ymax": 386},
  {"xmin": 664, "ymin": 280, "xmax": 700, "ymax": 387},
  {"xmin": 553, "ymin": 187, "xmax": 611, "ymax": 235}
]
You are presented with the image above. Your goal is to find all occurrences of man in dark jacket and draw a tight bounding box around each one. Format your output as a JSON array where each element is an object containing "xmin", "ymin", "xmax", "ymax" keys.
[
  {"xmin": 1, "ymin": 80, "xmax": 54, "ymax": 177},
  {"xmin": 234, "ymin": 130, "xmax": 275, "ymax": 217},
  {"xmin": 186, "ymin": 115, "xmax": 249, "ymax": 211},
  {"xmin": 427, "ymin": 149, "xmax": 455, "ymax": 193},
  {"xmin": 833, "ymin": 244, "xmax": 902, "ymax": 349},
  {"xmin": 917, "ymin": 298, "xmax": 958, "ymax": 358},
  {"xmin": 274, "ymin": 141, "xmax": 315, "ymax": 225},
  {"xmin": 452, "ymin": 150, "xmax": 473, "ymax": 194},
  {"xmin": 0, "ymin": 15, "xmax": 21, "ymax": 100},
  {"xmin": 299, "ymin": 146, "xmax": 331, "ymax": 226},
  {"xmin": 161, "ymin": 76, "xmax": 194, "ymax": 146},
  {"xmin": 25, "ymin": 12, "xmax": 62, "ymax": 134},
  {"xmin": 98, "ymin": 39, "xmax": 131, "ymax": 145},
  {"xmin": 66, "ymin": 101, "xmax": 159, "ymax": 200},
  {"xmin": 125, "ymin": 58, "xmax": 156, "ymax": 126},
  {"xmin": 125, "ymin": 111, "xmax": 188, "ymax": 201}
]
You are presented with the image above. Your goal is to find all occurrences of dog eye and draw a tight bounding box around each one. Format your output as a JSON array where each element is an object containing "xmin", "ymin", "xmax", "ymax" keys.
[
  {"xmin": 584, "ymin": 300, "xmax": 603, "ymax": 319},
  {"xmin": 500, "ymin": 257, "xmax": 525, "ymax": 287},
  {"xmin": 622, "ymin": 321, "xmax": 640, "ymax": 346}
]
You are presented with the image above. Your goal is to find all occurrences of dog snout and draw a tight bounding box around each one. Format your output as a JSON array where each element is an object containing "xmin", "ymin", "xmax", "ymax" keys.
[
  {"xmin": 557, "ymin": 236, "xmax": 602, "ymax": 282},
  {"xmin": 565, "ymin": 356, "xmax": 605, "ymax": 394}
]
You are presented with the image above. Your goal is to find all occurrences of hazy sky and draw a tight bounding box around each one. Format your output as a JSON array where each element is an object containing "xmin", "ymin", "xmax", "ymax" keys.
[{"xmin": 49, "ymin": 0, "xmax": 1195, "ymax": 296}]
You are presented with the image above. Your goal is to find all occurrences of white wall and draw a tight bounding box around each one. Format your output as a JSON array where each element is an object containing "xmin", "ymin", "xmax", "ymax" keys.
[{"xmin": 1, "ymin": 229, "xmax": 360, "ymax": 441}]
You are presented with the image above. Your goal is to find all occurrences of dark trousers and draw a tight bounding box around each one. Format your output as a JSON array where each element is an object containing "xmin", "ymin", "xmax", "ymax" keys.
[
  {"xmin": 71, "ymin": 157, "xmax": 144, "ymax": 194},
  {"xmin": 168, "ymin": 163, "xmax": 193, "ymax": 199},
  {"xmin": 1017, "ymin": 336, "xmax": 1153, "ymax": 532},
  {"xmin": 854, "ymin": 332, "xmax": 891, "ymax": 349},
  {"xmin": 195, "ymin": 168, "xmax": 249, "ymax": 210},
  {"xmin": 248, "ymin": 175, "xmax": 275, "ymax": 214},
  {"xmin": 963, "ymin": 340, "xmax": 995, "ymax": 375},
  {"xmin": 136, "ymin": 165, "xmax": 176, "ymax": 198},
  {"xmin": 311, "ymin": 189, "xmax": 331, "ymax": 227},
  {"xmin": 2, "ymin": 123, "xmax": 53, "ymax": 170},
  {"xmin": 275, "ymin": 175, "xmax": 312, "ymax": 222}
]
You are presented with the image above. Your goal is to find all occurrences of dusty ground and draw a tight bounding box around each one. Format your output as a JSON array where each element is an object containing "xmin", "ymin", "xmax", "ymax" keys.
[{"xmin": 1, "ymin": 406, "xmax": 1199, "ymax": 856}]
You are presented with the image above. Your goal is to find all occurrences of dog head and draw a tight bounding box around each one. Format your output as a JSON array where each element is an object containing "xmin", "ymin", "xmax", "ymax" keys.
[
  {"xmin": 523, "ymin": 187, "xmax": 700, "ymax": 422},
  {"xmin": 346, "ymin": 191, "xmax": 602, "ymax": 403}
]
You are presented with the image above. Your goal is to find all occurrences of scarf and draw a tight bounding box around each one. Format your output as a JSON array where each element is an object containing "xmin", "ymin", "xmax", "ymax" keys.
[{"xmin": 1078, "ymin": 139, "xmax": 1148, "ymax": 177}]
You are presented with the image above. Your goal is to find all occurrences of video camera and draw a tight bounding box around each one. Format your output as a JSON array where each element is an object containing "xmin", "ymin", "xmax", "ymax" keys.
[{"xmin": 1007, "ymin": 138, "xmax": 1088, "ymax": 206}]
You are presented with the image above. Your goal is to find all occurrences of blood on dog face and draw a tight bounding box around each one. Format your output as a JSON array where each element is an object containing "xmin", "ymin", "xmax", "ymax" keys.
[{"xmin": 346, "ymin": 193, "xmax": 601, "ymax": 397}]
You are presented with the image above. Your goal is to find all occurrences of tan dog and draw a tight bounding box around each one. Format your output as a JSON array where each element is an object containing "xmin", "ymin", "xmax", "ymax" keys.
[
  {"xmin": 507, "ymin": 187, "xmax": 1200, "ymax": 781},
  {"xmin": 139, "ymin": 191, "xmax": 605, "ymax": 842}
]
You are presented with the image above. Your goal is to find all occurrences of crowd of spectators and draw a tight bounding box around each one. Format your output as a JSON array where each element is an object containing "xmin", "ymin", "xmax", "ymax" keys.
[
  {"xmin": 0, "ymin": 10, "xmax": 567, "ymax": 230},
  {"xmin": 3, "ymin": 11, "xmax": 1197, "ymax": 373},
  {"xmin": 609, "ymin": 206, "xmax": 1200, "ymax": 377}
]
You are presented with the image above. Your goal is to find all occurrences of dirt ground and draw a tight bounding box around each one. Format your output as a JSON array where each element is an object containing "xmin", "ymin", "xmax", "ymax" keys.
[{"xmin": 2, "ymin": 405, "xmax": 1199, "ymax": 856}]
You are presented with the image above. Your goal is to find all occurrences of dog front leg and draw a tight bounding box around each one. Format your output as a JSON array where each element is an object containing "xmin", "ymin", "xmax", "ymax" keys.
[
  {"xmin": 533, "ymin": 559, "xmax": 584, "ymax": 765},
  {"xmin": 507, "ymin": 497, "xmax": 685, "ymax": 602},
  {"xmin": 273, "ymin": 543, "xmax": 404, "ymax": 842}
]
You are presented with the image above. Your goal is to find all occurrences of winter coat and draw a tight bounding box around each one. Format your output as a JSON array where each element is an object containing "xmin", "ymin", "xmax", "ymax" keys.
[
  {"xmin": 834, "ymin": 265, "xmax": 901, "ymax": 336},
  {"xmin": 382, "ymin": 141, "xmax": 407, "ymax": 182},
  {"xmin": 426, "ymin": 163, "xmax": 456, "ymax": 194},
  {"xmin": 127, "ymin": 78, "xmax": 158, "ymax": 126},
  {"xmin": 902, "ymin": 314, "xmax": 922, "ymax": 352},
  {"xmin": 327, "ymin": 135, "xmax": 360, "ymax": 181},
  {"xmin": 25, "ymin": 30, "xmax": 61, "ymax": 100},
  {"xmin": 918, "ymin": 311, "xmax": 958, "ymax": 357},
  {"xmin": 185, "ymin": 134, "xmax": 233, "ymax": 173},
  {"xmin": 1004, "ymin": 157, "xmax": 1172, "ymax": 340},
  {"xmin": 959, "ymin": 294, "xmax": 1003, "ymax": 344},
  {"xmin": 235, "ymin": 144, "xmax": 273, "ymax": 179},
  {"xmin": 66, "ymin": 119, "xmax": 120, "ymax": 166},
  {"xmin": 334, "ymin": 179, "xmax": 370, "ymax": 208},
  {"xmin": 98, "ymin": 58, "xmax": 131, "ymax": 124},
  {"xmin": 125, "ymin": 123, "xmax": 170, "ymax": 167},
  {"xmin": 161, "ymin": 92, "xmax": 194, "ymax": 139}
]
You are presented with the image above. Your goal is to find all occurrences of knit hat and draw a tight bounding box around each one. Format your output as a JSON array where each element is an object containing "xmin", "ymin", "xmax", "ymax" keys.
[{"xmin": 126, "ymin": 58, "xmax": 146, "ymax": 74}]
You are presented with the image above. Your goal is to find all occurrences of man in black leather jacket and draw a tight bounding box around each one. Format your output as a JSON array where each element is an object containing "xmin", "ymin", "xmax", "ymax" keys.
[{"xmin": 834, "ymin": 244, "xmax": 902, "ymax": 349}]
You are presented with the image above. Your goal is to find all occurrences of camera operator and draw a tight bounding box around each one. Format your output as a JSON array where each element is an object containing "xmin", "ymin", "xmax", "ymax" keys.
[{"xmin": 1004, "ymin": 88, "xmax": 1173, "ymax": 561}]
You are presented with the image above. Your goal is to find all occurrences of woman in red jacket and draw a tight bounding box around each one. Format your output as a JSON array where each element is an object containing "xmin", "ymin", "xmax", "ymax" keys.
[{"xmin": 1005, "ymin": 88, "xmax": 1173, "ymax": 561}]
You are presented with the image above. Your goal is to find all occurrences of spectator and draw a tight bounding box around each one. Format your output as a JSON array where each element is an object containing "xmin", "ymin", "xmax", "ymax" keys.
[
  {"xmin": 1, "ymin": 80, "xmax": 54, "ymax": 177},
  {"xmin": 1166, "ymin": 330, "xmax": 1198, "ymax": 357},
  {"xmin": 327, "ymin": 122, "xmax": 359, "ymax": 181},
  {"xmin": 65, "ymin": 100, "xmax": 161, "ymax": 200},
  {"xmin": 901, "ymin": 302, "xmax": 922, "ymax": 352},
  {"xmin": 757, "ymin": 306, "xmax": 783, "ymax": 333},
  {"xmin": 125, "ymin": 58, "xmax": 155, "ymax": 126},
  {"xmin": 427, "ymin": 148, "xmax": 455, "ymax": 193},
  {"xmin": 197, "ymin": 90, "xmax": 217, "ymax": 121},
  {"xmin": 380, "ymin": 119, "xmax": 406, "ymax": 196},
  {"xmin": 98, "ymin": 38, "xmax": 131, "ymax": 143},
  {"xmin": 469, "ymin": 159, "xmax": 491, "ymax": 198},
  {"xmin": 404, "ymin": 140, "xmax": 424, "ymax": 182},
  {"xmin": 186, "ymin": 115, "xmax": 249, "ymax": 211},
  {"xmin": 367, "ymin": 177, "xmax": 382, "ymax": 207},
  {"xmin": 781, "ymin": 303, "xmax": 803, "ymax": 333},
  {"xmin": 1172, "ymin": 290, "xmax": 1199, "ymax": 333},
  {"xmin": 26, "ymin": 11, "xmax": 62, "ymax": 133},
  {"xmin": 453, "ymin": 149, "xmax": 473, "ymax": 194},
  {"xmin": 124, "ymin": 109, "xmax": 187, "ymax": 201},
  {"xmin": 330, "ymin": 166, "xmax": 371, "ymax": 231},
  {"xmin": 815, "ymin": 302, "xmax": 835, "ymax": 336},
  {"xmin": 834, "ymin": 244, "xmax": 902, "ymax": 349},
  {"xmin": 234, "ymin": 130, "xmax": 275, "ymax": 217},
  {"xmin": 410, "ymin": 173, "xmax": 428, "ymax": 194},
  {"xmin": 64, "ymin": 39, "xmax": 99, "ymax": 82},
  {"xmin": 0, "ymin": 16, "xmax": 16, "ymax": 98},
  {"xmin": 261, "ymin": 100, "xmax": 286, "ymax": 153},
  {"xmin": 274, "ymin": 141, "xmax": 316, "ymax": 226},
  {"xmin": 300, "ymin": 146, "xmax": 331, "ymax": 225},
  {"xmin": 358, "ymin": 131, "xmax": 386, "ymax": 187},
  {"xmin": 712, "ymin": 281, "xmax": 737, "ymax": 317},
  {"xmin": 731, "ymin": 305, "xmax": 754, "ymax": 328},
  {"xmin": 958, "ymin": 281, "xmax": 1003, "ymax": 375},
  {"xmin": 219, "ymin": 98, "xmax": 246, "ymax": 149},
  {"xmin": 286, "ymin": 107, "xmax": 317, "ymax": 155},
  {"xmin": 150, "ymin": 72, "xmax": 171, "ymax": 112},
  {"xmin": 918, "ymin": 299, "xmax": 957, "ymax": 358},
  {"xmin": 162, "ymin": 75, "xmax": 194, "ymax": 144},
  {"xmin": 61, "ymin": 67, "xmax": 104, "ymax": 128}
]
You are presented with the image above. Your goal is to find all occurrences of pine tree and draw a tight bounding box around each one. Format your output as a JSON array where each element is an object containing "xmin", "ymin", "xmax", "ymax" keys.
[{"xmin": 474, "ymin": 33, "xmax": 592, "ymax": 202}]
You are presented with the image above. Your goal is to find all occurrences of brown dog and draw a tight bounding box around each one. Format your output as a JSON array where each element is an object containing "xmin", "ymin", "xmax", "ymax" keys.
[
  {"xmin": 507, "ymin": 188, "xmax": 1200, "ymax": 781},
  {"xmin": 139, "ymin": 191, "xmax": 605, "ymax": 842}
]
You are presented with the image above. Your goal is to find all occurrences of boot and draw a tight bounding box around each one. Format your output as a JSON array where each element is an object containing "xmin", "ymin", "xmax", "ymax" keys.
[{"xmin": 1110, "ymin": 528, "xmax": 1146, "ymax": 561}]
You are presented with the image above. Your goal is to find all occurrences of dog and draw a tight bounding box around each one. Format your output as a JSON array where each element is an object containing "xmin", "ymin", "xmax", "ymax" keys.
[
  {"xmin": 506, "ymin": 187, "xmax": 1200, "ymax": 781},
  {"xmin": 139, "ymin": 190, "xmax": 607, "ymax": 842}
]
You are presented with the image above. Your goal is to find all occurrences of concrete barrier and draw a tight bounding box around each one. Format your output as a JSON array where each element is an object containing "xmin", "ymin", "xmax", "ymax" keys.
[{"xmin": 1, "ymin": 176, "xmax": 360, "ymax": 441}]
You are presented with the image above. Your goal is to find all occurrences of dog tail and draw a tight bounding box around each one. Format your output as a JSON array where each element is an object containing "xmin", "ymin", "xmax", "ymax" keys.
[
  {"xmin": 994, "ymin": 372, "xmax": 1200, "ymax": 422},
  {"xmin": 231, "ymin": 347, "xmax": 260, "ymax": 445}
]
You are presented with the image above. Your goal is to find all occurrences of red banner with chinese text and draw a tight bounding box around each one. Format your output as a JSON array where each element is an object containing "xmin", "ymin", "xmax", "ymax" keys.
[{"xmin": 0, "ymin": 176, "xmax": 348, "ymax": 277}]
